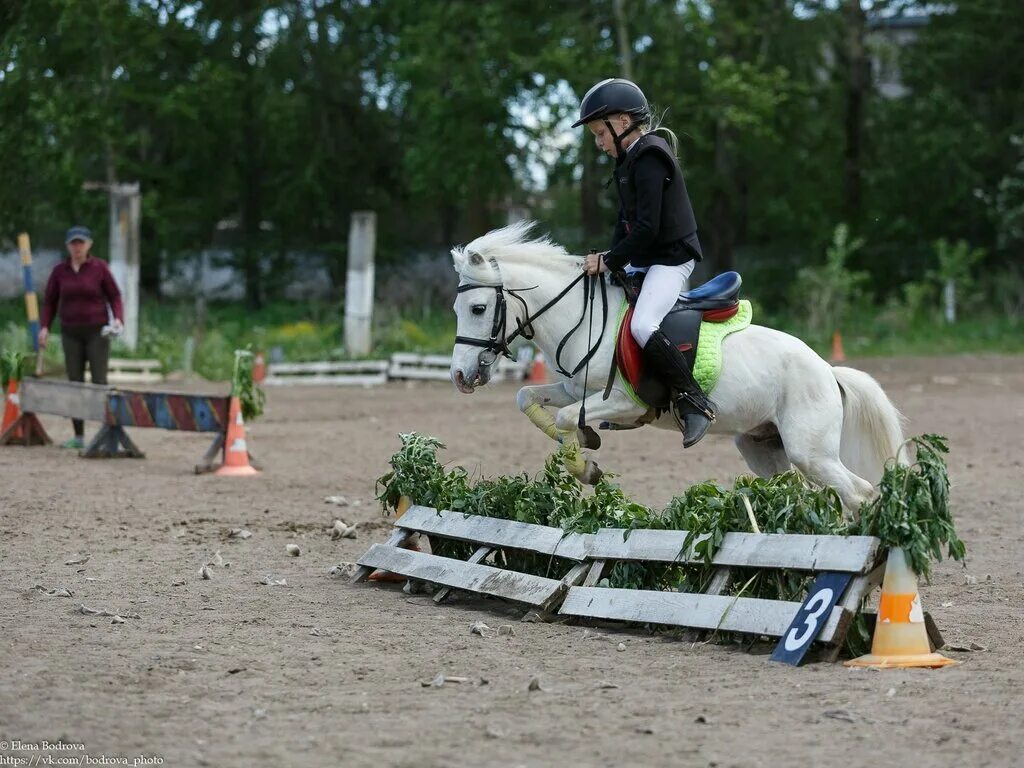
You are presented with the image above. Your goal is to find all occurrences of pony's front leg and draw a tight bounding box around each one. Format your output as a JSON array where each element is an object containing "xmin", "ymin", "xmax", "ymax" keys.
[
  {"xmin": 555, "ymin": 390, "xmax": 648, "ymax": 484},
  {"xmin": 516, "ymin": 382, "xmax": 578, "ymax": 443}
]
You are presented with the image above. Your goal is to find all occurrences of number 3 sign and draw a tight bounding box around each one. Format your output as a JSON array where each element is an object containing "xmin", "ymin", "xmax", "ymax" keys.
[{"xmin": 771, "ymin": 572, "xmax": 853, "ymax": 666}]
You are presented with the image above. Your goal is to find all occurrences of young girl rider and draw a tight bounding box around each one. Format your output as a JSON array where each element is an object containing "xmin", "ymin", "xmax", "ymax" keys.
[{"xmin": 577, "ymin": 78, "xmax": 716, "ymax": 448}]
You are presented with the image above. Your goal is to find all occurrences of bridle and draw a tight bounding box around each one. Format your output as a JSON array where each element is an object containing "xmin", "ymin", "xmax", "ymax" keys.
[{"xmin": 454, "ymin": 261, "xmax": 610, "ymax": 379}]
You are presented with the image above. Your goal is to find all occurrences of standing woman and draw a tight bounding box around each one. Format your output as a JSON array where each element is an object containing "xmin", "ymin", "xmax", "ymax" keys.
[
  {"xmin": 39, "ymin": 226, "xmax": 124, "ymax": 449},
  {"xmin": 577, "ymin": 78, "xmax": 716, "ymax": 449}
]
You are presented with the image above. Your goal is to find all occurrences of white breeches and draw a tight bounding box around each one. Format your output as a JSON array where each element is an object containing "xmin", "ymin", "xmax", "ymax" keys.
[{"xmin": 628, "ymin": 262, "xmax": 695, "ymax": 346}]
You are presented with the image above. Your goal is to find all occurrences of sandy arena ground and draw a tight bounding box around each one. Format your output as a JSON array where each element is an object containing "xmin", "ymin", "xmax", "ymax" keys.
[{"xmin": 1, "ymin": 355, "xmax": 1022, "ymax": 768}]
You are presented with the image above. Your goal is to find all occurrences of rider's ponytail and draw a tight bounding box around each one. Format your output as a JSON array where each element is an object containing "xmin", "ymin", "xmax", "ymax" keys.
[{"xmin": 643, "ymin": 108, "xmax": 680, "ymax": 159}]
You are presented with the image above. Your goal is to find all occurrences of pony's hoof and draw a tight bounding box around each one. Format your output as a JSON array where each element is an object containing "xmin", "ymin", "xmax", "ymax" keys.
[
  {"xmin": 580, "ymin": 458, "xmax": 603, "ymax": 485},
  {"xmin": 578, "ymin": 425, "xmax": 602, "ymax": 450}
]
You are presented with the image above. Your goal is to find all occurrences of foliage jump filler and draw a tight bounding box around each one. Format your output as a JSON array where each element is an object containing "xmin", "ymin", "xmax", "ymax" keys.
[{"xmin": 376, "ymin": 432, "xmax": 965, "ymax": 614}]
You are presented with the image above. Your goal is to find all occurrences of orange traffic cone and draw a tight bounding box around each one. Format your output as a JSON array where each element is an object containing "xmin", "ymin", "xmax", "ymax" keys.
[
  {"xmin": 1, "ymin": 380, "xmax": 21, "ymax": 438},
  {"xmin": 369, "ymin": 495, "xmax": 420, "ymax": 583},
  {"xmin": 215, "ymin": 396, "xmax": 259, "ymax": 476},
  {"xmin": 528, "ymin": 350, "xmax": 548, "ymax": 384},
  {"xmin": 845, "ymin": 548, "xmax": 957, "ymax": 669},
  {"xmin": 830, "ymin": 330, "xmax": 846, "ymax": 363},
  {"xmin": 252, "ymin": 352, "xmax": 267, "ymax": 384}
]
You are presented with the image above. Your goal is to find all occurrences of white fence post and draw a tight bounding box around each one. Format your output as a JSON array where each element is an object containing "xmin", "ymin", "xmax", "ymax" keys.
[
  {"xmin": 108, "ymin": 182, "xmax": 141, "ymax": 351},
  {"xmin": 345, "ymin": 211, "xmax": 376, "ymax": 357}
]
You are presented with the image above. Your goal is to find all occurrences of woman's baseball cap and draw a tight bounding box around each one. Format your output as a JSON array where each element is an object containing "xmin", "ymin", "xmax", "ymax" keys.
[{"xmin": 65, "ymin": 225, "xmax": 92, "ymax": 243}]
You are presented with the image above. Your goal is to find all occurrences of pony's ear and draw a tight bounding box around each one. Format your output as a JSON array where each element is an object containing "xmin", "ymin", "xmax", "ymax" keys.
[{"xmin": 451, "ymin": 247, "xmax": 466, "ymax": 271}]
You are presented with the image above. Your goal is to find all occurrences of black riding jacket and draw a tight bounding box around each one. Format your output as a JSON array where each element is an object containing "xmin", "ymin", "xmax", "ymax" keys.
[{"xmin": 603, "ymin": 133, "xmax": 703, "ymax": 272}]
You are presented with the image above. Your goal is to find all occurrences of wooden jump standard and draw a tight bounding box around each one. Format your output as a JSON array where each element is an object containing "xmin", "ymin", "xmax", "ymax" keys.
[{"xmin": 1, "ymin": 379, "xmax": 245, "ymax": 473}]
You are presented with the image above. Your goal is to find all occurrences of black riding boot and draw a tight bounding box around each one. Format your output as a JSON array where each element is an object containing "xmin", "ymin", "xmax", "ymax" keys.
[{"xmin": 643, "ymin": 330, "xmax": 717, "ymax": 448}]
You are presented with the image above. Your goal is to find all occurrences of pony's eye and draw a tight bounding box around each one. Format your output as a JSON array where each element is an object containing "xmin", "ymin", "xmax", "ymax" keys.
[{"xmin": 471, "ymin": 305, "xmax": 487, "ymax": 316}]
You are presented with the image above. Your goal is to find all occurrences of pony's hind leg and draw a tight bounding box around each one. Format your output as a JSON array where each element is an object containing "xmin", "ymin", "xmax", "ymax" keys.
[
  {"xmin": 777, "ymin": 412, "xmax": 875, "ymax": 515},
  {"xmin": 735, "ymin": 426, "xmax": 791, "ymax": 478},
  {"xmin": 795, "ymin": 455, "xmax": 875, "ymax": 515}
]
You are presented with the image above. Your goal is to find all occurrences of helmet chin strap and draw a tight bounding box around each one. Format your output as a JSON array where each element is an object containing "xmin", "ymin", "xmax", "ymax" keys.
[{"xmin": 603, "ymin": 117, "xmax": 643, "ymax": 158}]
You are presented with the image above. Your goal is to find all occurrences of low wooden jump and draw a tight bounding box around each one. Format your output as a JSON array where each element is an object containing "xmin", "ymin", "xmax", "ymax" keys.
[
  {"xmin": 264, "ymin": 352, "xmax": 529, "ymax": 387},
  {"xmin": 353, "ymin": 505, "xmax": 592, "ymax": 612},
  {"xmin": 354, "ymin": 507, "xmax": 916, "ymax": 665},
  {"xmin": 2, "ymin": 378, "xmax": 243, "ymax": 473},
  {"xmin": 388, "ymin": 353, "xmax": 528, "ymax": 383},
  {"xmin": 263, "ymin": 360, "xmax": 389, "ymax": 386},
  {"xmin": 560, "ymin": 527, "xmax": 884, "ymax": 663}
]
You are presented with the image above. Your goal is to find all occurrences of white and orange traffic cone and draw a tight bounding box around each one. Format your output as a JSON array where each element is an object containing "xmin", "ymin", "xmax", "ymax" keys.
[
  {"xmin": 528, "ymin": 350, "xmax": 548, "ymax": 384},
  {"xmin": 830, "ymin": 330, "xmax": 847, "ymax": 363},
  {"xmin": 252, "ymin": 352, "xmax": 267, "ymax": 384},
  {"xmin": 215, "ymin": 396, "xmax": 259, "ymax": 477},
  {"xmin": 1, "ymin": 380, "xmax": 21, "ymax": 439},
  {"xmin": 845, "ymin": 548, "xmax": 957, "ymax": 669}
]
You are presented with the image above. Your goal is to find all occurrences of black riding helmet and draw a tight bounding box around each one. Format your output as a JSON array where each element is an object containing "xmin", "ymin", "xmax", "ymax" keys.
[{"xmin": 572, "ymin": 78, "xmax": 650, "ymax": 155}]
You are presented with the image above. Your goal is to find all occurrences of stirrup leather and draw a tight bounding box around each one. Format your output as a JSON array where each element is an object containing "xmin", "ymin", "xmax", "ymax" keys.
[{"xmin": 678, "ymin": 391, "xmax": 716, "ymax": 422}]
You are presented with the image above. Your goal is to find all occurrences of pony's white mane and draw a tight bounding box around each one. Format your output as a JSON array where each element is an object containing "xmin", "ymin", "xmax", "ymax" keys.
[{"xmin": 451, "ymin": 221, "xmax": 573, "ymax": 283}]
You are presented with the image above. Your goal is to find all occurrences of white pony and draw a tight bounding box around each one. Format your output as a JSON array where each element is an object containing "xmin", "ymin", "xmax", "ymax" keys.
[{"xmin": 449, "ymin": 222, "xmax": 904, "ymax": 513}]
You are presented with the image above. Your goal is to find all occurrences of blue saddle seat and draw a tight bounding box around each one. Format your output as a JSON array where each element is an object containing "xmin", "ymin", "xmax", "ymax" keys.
[{"xmin": 678, "ymin": 271, "xmax": 742, "ymax": 310}]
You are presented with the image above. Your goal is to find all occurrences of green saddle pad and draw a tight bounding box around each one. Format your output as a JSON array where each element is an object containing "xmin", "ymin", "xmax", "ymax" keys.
[{"xmin": 693, "ymin": 299, "xmax": 752, "ymax": 392}]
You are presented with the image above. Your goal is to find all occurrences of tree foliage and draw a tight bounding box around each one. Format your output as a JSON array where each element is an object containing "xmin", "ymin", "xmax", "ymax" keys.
[{"xmin": 0, "ymin": 1, "xmax": 1020, "ymax": 310}]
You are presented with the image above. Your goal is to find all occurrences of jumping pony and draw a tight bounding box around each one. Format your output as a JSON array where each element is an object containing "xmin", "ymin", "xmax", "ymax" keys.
[{"xmin": 449, "ymin": 222, "xmax": 903, "ymax": 513}]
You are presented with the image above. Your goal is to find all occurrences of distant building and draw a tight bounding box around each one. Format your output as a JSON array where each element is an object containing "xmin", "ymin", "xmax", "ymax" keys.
[{"xmin": 867, "ymin": 14, "xmax": 930, "ymax": 99}]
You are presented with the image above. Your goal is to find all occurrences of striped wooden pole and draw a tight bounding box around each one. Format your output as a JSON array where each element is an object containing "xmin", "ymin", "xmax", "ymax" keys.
[{"xmin": 17, "ymin": 233, "xmax": 40, "ymax": 353}]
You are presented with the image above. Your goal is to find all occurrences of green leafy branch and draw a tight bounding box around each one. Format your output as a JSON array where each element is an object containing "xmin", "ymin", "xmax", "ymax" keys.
[
  {"xmin": 1, "ymin": 350, "xmax": 26, "ymax": 390},
  {"xmin": 231, "ymin": 348, "xmax": 266, "ymax": 422}
]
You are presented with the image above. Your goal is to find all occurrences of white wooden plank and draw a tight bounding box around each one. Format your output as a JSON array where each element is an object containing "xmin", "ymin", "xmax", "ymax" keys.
[
  {"xmin": 589, "ymin": 528, "xmax": 879, "ymax": 573},
  {"xmin": 107, "ymin": 372, "xmax": 164, "ymax": 384},
  {"xmin": 396, "ymin": 506, "xmax": 591, "ymax": 560},
  {"xmin": 433, "ymin": 545, "xmax": 492, "ymax": 603},
  {"xmin": 704, "ymin": 567, "xmax": 733, "ymax": 595},
  {"xmin": 350, "ymin": 529, "xmax": 411, "ymax": 583},
  {"xmin": 263, "ymin": 373, "xmax": 387, "ymax": 387},
  {"xmin": 582, "ymin": 560, "xmax": 607, "ymax": 587},
  {"xmin": 389, "ymin": 353, "xmax": 451, "ymax": 367},
  {"xmin": 559, "ymin": 587, "xmax": 845, "ymax": 643},
  {"xmin": 268, "ymin": 360, "xmax": 389, "ymax": 374},
  {"xmin": 387, "ymin": 367, "xmax": 452, "ymax": 381},
  {"xmin": 714, "ymin": 533, "xmax": 879, "ymax": 573},
  {"xmin": 21, "ymin": 379, "xmax": 110, "ymax": 421},
  {"xmin": 109, "ymin": 358, "xmax": 162, "ymax": 371},
  {"xmin": 389, "ymin": 352, "xmax": 420, "ymax": 364},
  {"xmin": 357, "ymin": 544, "xmax": 565, "ymax": 608}
]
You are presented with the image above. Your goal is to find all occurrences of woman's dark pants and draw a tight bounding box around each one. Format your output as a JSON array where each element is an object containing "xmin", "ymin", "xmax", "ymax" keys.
[{"xmin": 61, "ymin": 324, "xmax": 110, "ymax": 437}]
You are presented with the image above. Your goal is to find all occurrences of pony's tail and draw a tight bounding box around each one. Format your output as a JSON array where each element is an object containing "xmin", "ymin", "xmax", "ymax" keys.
[{"xmin": 833, "ymin": 366, "xmax": 907, "ymax": 484}]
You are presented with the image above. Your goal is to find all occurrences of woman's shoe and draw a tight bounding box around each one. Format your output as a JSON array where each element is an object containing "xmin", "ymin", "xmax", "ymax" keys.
[{"xmin": 60, "ymin": 436, "xmax": 84, "ymax": 450}]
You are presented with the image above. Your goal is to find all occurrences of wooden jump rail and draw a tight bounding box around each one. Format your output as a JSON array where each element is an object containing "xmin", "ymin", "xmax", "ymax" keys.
[
  {"xmin": 560, "ymin": 527, "xmax": 885, "ymax": 664},
  {"xmin": 352, "ymin": 505, "xmax": 593, "ymax": 613},
  {"xmin": 353, "ymin": 507, "xmax": 947, "ymax": 665},
  {"xmin": 388, "ymin": 353, "xmax": 528, "ymax": 383},
  {"xmin": 263, "ymin": 360, "xmax": 389, "ymax": 387},
  {"xmin": 1, "ymin": 378, "xmax": 246, "ymax": 473},
  {"xmin": 264, "ymin": 352, "xmax": 529, "ymax": 387}
]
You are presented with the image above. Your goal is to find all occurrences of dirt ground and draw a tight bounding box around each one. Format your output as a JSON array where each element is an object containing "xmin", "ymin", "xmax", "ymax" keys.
[{"xmin": 1, "ymin": 355, "xmax": 1022, "ymax": 768}]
